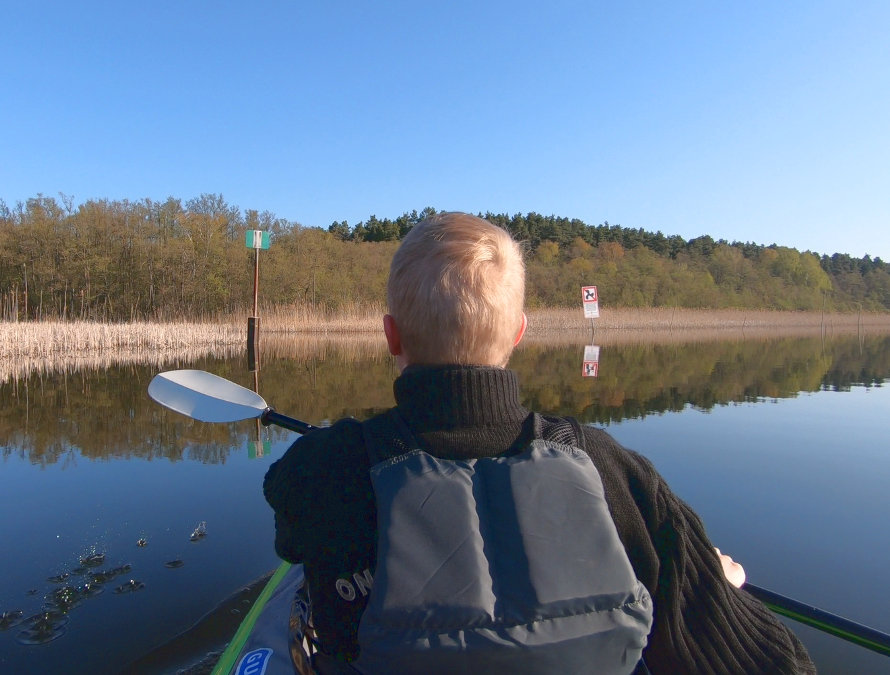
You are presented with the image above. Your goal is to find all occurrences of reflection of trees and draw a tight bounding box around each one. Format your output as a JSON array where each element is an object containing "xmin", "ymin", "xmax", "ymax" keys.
[
  {"xmin": 1, "ymin": 336, "xmax": 888, "ymax": 464},
  {"xmin": 0, "ymin": 348, "xmax": 398, "ymax": 465},
  {"xmin": 514, "ymin": 335, "xmax": 890, "ymax": 424},
  {"xmin": 0, "ymin": 361, "xmax": 249, "ymax": 466}
]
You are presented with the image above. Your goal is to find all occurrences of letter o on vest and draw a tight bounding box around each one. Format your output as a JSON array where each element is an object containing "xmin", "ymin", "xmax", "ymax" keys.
[{"xmin": 336, "ymin": 578, "xmax": 356, "ymax": 601}]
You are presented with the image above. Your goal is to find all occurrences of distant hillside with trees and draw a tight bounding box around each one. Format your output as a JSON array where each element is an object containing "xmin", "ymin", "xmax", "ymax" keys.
[{"xmin": 1, "ymin": 194, "xmax": 887, "ymax": 322}]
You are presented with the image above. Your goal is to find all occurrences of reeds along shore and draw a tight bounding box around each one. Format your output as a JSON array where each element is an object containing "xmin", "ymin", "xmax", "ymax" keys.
[
  {"xmin": 3, "ymin": 306, "xmax": 889, "ymax": 357},
  {"xmin": 2, "ymin": 307, "xmax": 890, "ymax": 384},
  {"xmin": 525, "ymin": 307, "xmax": 890, "ymax": 333}
]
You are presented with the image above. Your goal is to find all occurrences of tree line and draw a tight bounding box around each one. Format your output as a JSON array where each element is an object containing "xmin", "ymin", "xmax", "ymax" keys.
[{"xmin": 1, "ymin": 194, "xmax": 888, "ymax": 322}]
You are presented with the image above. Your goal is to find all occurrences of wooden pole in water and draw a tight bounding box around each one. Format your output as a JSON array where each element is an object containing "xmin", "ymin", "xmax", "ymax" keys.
[
  {"xmin": 253, "ymin": 247, "xmax": 259, "ymax": 318},
  {"xmin": 246, "ymin": 230, "xmax": 269, "ymax": 371},
  {"xmin": 248, "ymin": 246, "xmax": 260, "ymax": 371}
]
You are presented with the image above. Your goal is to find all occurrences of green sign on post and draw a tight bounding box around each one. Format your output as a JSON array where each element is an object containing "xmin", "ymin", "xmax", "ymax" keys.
[
  {"xmin": 246, "ymin": 230, "xmax": 271, "ymax": 250},
  {"xmin": 246, "ymin": 230, "xmax": 270, "ymax": 370}
]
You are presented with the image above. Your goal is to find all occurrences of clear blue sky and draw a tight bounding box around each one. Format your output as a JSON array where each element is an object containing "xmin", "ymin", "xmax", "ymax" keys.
[{"xmin": 2, "ymin": 1, "xmax": 888, "ymax": 259}]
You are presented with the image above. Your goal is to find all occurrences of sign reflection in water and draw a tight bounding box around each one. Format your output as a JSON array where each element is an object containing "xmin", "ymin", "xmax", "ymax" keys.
[{"xmin": 0, "ymin": 333, "xmax": 888, "ymax": 674}]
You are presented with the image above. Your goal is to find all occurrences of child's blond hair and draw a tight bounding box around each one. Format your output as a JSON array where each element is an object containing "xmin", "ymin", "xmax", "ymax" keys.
[{"xmin": 387, "ymin": 212, "xmax": 525, "ymax": 366}]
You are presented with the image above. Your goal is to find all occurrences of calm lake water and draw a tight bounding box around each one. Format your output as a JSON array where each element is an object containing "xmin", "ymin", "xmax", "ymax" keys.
[{"xmin": 1, "ymin": 332, "xmax": 889, "ymax": 674}]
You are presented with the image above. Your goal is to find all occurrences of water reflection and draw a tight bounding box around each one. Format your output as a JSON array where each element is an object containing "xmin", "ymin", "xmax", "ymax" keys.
[
  {"xmin": 1, "ymin": 334, "xmax": 887, "ymax": 464},
  {"xmin": 2, "ymin": 332, "xmax": 889, "ymax": 674},
  {"xmin": 518, "ymin": 334, "xmax": 889, "ymax": 424}
]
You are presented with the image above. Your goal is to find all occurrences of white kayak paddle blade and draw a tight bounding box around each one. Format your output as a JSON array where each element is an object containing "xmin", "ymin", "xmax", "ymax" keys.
[{"xmin": 148, "ymin": 370, "xmax": 268, "ymax": 423}]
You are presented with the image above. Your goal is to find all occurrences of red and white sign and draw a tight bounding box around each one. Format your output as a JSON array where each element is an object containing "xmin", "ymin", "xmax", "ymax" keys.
[
  {"xmin": 582, "ymin": 344, "xmax": 600, "ymax": 377},
  {"xmin": 581, "ymin": 285, "xmax": 599, "ymax": 318}
]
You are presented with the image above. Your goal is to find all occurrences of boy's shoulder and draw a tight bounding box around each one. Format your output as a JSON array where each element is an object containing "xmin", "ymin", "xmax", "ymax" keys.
[
  {"xmin": 264, "ymin": 417, "xmax": 368, "ymax": 498},
  {"xmin": 297, "ymin": 416, "xmax": 364, "ymax": 446},
  {"xmin": 537, "ymin": 414, "xmax": 660, "ymax": 483}
]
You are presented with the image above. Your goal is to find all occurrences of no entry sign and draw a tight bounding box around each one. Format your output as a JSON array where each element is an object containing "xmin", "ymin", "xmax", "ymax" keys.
[{"xmin": 581, "ymin": 285, "xmax": 599, "ymax": 318}]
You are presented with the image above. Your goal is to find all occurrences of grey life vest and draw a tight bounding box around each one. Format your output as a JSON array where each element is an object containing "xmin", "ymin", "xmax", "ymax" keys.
[{"xmin": 353, "ymin": 411, "xmax": 653, "ymax": 675}]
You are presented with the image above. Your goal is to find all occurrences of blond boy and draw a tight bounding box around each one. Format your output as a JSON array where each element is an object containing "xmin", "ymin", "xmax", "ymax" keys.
[{"xmin": 265, "ymin": 212, "xmax": 812, "ymax": 673}]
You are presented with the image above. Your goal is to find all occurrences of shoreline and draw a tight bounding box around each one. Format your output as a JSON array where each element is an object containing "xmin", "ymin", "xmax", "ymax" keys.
[
  {"xmin": 3, "ymin": 309, "xmax": 889, "ymax": 384},
  {"xmin": 525, "ymin": 307, "xmax": 890, "ymax": 331},
  {"xmin": 3, "ymin": 308, "xmax": 890, "ymax": 354}
]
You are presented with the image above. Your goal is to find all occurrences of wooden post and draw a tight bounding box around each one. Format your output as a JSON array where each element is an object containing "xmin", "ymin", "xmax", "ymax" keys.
[
  {"xmin": 248, "ymin": 237, "xmax": 260, "ymax": 370},
  {"xmin": 245, "ymin": 230, "xmax": 269, "ymax": 370},
  {"xmin": 247, "ymin": 316, "xmax": 260, "ymax": 371},
  {"xmin": 253, "ymin": 247, "xmax": 260, "ymax": 318}
]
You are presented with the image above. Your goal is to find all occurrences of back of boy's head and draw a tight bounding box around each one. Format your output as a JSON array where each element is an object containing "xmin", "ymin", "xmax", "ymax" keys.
[{"xmin": 387, "ymin": 212, "xmax": 525, "ymax": 367}]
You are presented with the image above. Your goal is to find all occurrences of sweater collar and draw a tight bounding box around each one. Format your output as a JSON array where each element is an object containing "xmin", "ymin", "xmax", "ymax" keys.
[{"xmin": 393, "ymin": 365, "xmax": 527, "ymax": 429}]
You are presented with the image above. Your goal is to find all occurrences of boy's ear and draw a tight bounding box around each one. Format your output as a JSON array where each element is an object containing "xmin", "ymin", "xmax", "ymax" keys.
[
  {"xmin": 383, "ymin": 314, "xmax": 402, "ymax": 356},
  {"xmin": 513, "ymin": 312, "xmax": 527, "ymax": 347}
]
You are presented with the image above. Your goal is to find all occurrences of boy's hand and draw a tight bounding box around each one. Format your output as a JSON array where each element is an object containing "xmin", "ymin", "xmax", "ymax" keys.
[{"xmin": 715, "ymin": 547, "xmax": 746, "ymax": 588}]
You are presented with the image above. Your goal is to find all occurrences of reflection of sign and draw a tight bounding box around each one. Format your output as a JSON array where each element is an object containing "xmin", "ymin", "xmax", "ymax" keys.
[
  {"xmin": 582, "ymin": 345, "xmax": 600, "ymax": 377},
  {"xmin": 582, "ymin": 285, "xmax": 599, "ymax": 318},
  {"xmin": 248, "ymin": 440, "xmax": 271, "ymax": 458},
  {"xmin": 246, "ymin": 230, "xmax": 271, "ymax": 250}
]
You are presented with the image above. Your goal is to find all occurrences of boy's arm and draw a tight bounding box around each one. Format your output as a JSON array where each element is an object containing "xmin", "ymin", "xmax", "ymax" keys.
[
  {"xmin": 582, "ymin": 427, "xmax": 815, "ymax": 674},
  {"xmin": 264, "ymin": 438, "xmax": 311, "ymax": 563}
]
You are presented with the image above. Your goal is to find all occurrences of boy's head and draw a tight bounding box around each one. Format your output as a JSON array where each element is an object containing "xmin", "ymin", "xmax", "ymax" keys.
[{"xmin": 385, "ymin": 212, "xmax": 526, "ymax": 368}]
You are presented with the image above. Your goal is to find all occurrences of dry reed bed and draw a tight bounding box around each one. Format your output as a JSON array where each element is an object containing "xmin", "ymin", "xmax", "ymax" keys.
[
  {"xmin": 260, "ymin": 333, "xmax": 388, "ymax": 362},
  {"xmin": 520, "ymin": 324, "xmax": 890, "ymax": 347},
  {"xmin": 3, "ymin": 309, "xmax": 889, "ymax": 369},
  {"xmin": 1, "ymin": 334, "xmax": 391, "ymax": 385},
  {"xmin": 2, "ymin": 321, "xmax": 243, "ymax": 358},
  {"xmin": 1, "ymin": 344, "xmax": 243, "ymax": 385},
  {"xmin": 3, "ymin": 308, "xmax": 890, "ymax": 383},
  {"xmin": 246, "ymin": 303, "xmax": 386, "ymax": 334},
  {"xmin": 525, "ymin": 308, "xmax": 890, "ymax": 334}
]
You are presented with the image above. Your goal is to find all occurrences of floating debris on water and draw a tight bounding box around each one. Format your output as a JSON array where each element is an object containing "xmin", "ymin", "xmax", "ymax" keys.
[
  {"xmin": 113, "ymin": 580, "xmax": 145, "ymax": 594},
  {"xmin": 0, "ymin": 610, "xmax": 25, "ymax": 631},
  {"xmin": 8, "ymin": 547, "xmax": 146, "ymax": 647},
  {"xmin": 40, "ymin": 582, "xmax": 104, "ymax": 615},
  {"xmin": 77, "ymin": 582, "xmax": 103, "ymax": 599},
  {"xmin": 90, "ymin": 564, "xmax": 132, "ymax": 585},
  {"xmin": 189, "ymin": 521, "xmax": 207, "ymax": 542},
  {"xmin": 45, "ymin": 586, "xmax": 84, "ymax": 613},
  {"xmin": 136, "ymin": 538, "xmax": 147, "ymax": 547},
  {"xmin": 164, "ymin": 559, "xmax": 185, "ymax": 569},
  {"xmin": 80, "ymin": 553, "xmax": 105, "ymax": 568},
  {"xmin": 16, "ymin": 611, "xmax": 69, "ymax": 645}
]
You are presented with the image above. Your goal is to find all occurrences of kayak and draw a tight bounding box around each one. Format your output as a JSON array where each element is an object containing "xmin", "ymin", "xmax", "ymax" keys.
[
  {"xmin": 209, "ymin": 564, "xmax": 890, "ymax": 674},
  {"xmin": 212, "ymin": 562, "xmax": 314, "ymax": 675}
]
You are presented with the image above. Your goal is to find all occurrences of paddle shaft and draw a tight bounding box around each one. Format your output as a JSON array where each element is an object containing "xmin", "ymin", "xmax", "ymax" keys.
[
  {"xmin": 260, "ymin": 408, "xmax": 316, "ymax": 434},
  {"xmin": 746, "ymin": 583, "xmax": 890, "ymax": 656}
]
